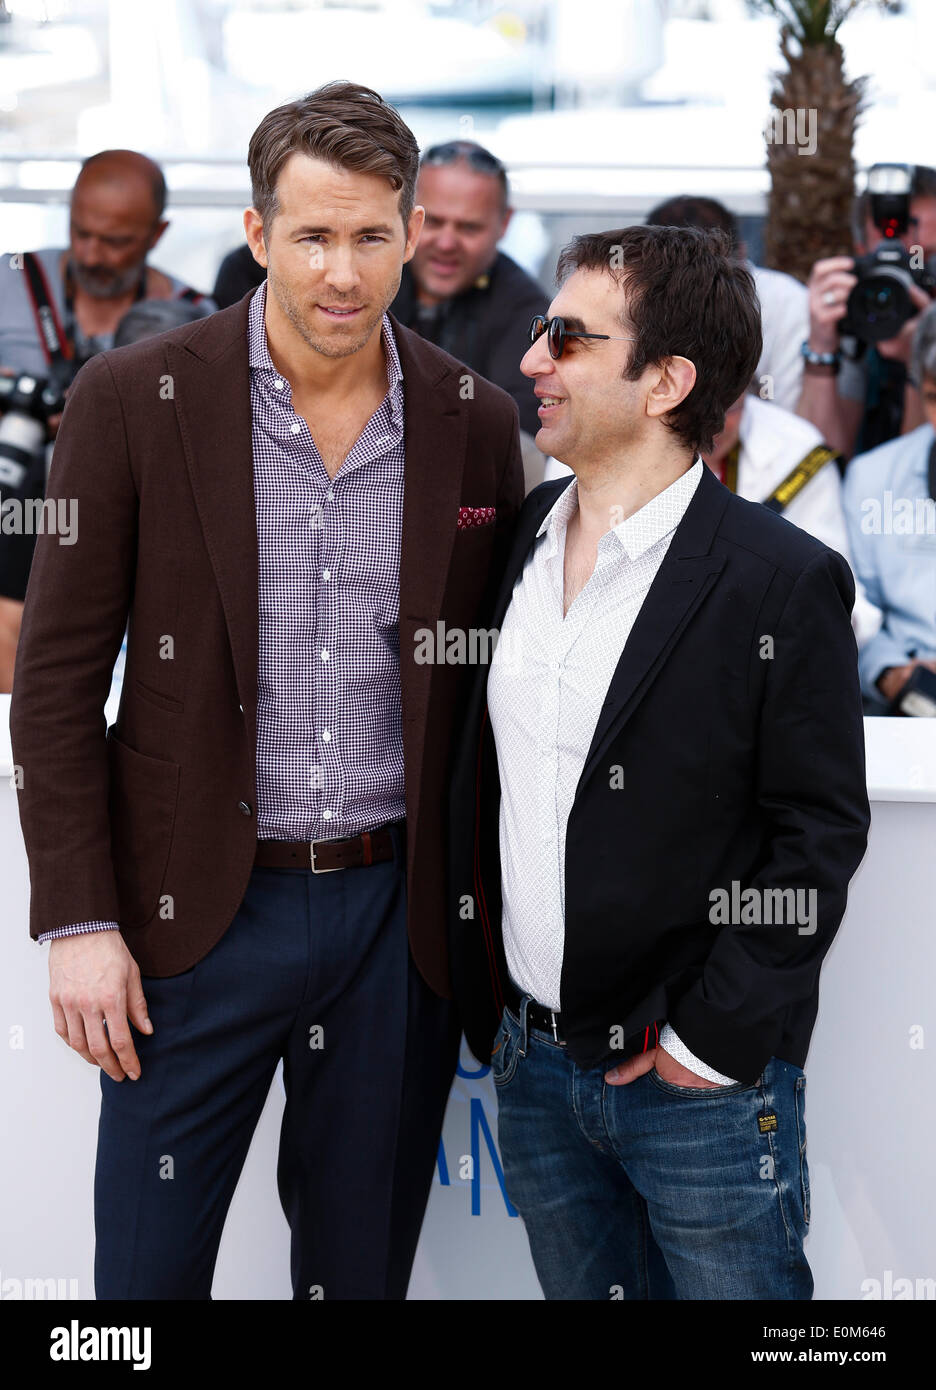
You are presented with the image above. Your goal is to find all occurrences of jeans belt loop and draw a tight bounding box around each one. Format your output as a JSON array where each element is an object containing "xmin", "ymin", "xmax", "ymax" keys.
[{"xmin": 518, "ymin": 993, "xmax": 531, "ymax": 1057}]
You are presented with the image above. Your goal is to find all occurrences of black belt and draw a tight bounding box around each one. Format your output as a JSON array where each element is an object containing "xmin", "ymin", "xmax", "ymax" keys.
[
  {"xmin": 254, "ymin": 821, "xmax": 405, "ymax": 873},
  {"xmin": 504, "ymin": 976, "xmax": 566, "ymax": 1045}
]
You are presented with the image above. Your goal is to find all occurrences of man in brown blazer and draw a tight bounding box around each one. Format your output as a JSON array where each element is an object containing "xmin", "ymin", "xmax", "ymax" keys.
[{"xmin": 9, "ymin": 81, "xmax": 523, "ymax": 1299}]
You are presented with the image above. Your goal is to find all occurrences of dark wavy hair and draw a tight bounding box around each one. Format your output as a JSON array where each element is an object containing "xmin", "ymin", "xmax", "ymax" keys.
[{"xmin": 555, "ymin": 224, "xmax": 763, "ymax": 454}]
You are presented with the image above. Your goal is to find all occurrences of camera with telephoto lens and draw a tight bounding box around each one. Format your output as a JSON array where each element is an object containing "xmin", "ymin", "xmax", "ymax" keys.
[
  {"xmin": 839, "ymin": 163, "xmax": 936, "ymax": 345},
  {"xmin": 0, "ymin": 367, "xmax": 74, "ymax": 495}
]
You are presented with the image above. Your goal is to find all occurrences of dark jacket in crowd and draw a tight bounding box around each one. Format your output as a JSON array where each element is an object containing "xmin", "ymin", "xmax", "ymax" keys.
[
  {"xmin": 212, "ymin": 243, "xmax": 266, "ymax": 311},
  {"xmin": 391, "ymin": 251, "xmax": 548, "ymax": 436}
]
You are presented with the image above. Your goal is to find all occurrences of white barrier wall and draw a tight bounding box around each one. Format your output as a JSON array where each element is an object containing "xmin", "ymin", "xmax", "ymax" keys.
[{"xmin": 1, "ymin": 695, "xmax": 933, "ymax": 1301}]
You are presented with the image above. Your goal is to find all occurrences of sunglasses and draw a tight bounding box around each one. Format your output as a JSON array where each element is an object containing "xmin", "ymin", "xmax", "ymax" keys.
[
  {"xmin": 421, "ymin": 141, "xmax": 506, "ymax": 175},
  {"xmin": 530, "ymin": 315, "xmax": 637, "ymax": 360}
]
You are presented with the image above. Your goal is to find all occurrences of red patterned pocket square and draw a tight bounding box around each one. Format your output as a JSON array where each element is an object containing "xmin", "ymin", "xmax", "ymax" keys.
[{"xmin": 457, "ymin": 505, "xmax": 496, "ymax": 529}]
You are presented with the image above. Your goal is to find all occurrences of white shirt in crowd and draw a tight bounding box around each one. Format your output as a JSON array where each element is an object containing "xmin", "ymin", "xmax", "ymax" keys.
[
  {"xmin": 488, "ymin": 459, "xmax": 740, "ymax": 1086},
  {"xmin": 748, "ymin": 262, "xmax": 809, "ymax": 414}
]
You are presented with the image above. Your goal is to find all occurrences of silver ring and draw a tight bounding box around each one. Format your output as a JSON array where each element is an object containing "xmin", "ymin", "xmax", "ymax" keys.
[{"xmin": 822, "ymin": 290, "xmax": 837, "ymax": 305}]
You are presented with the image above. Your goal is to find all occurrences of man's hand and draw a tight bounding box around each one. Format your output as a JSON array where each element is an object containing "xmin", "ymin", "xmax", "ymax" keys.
[
  {"xmin": 806, "ymin": 256, "xmax": 857, "ymax": 354},
  {"xmin": 49, "ymin": 932, "xmax": 152, "ymax": 1081},
  {"xmin": 876, "ymin": 658, "xmax": 936, "ymax": 705},
  {"xmin": 604, "ymin": 1044, "xmax": 722, "ymax": 1089}
]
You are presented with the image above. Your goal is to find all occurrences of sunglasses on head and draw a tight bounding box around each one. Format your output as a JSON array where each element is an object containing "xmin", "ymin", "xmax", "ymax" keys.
[
  {"xmin": 421, "ymin": 141, "xmax": 506, "ymax": 176},
  {"xmin": 529, "ymin": 315, "xmax": 637, "ymax": 360}
]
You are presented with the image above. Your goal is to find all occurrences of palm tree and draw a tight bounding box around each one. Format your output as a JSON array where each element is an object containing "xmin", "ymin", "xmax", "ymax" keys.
[{"xmin": 748, "ymin": 0, "xmax": 900, "ymax": 283}]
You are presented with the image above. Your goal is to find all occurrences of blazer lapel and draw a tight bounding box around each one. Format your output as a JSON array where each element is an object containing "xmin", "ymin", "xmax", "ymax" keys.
[
  {"xmin": 389, "ymin": 317, "xmax": 472, "ymax": 838},
  {"xmin": 168, "ymin": 298, "xmax": 259, "ymax": 721},
  {"xmin": 578, "ymin": 463, "xmax": 729, "ymax": 787},
  {"xmin": 392, "ymin": 315, "xmax": 469, "ymax": 626}
]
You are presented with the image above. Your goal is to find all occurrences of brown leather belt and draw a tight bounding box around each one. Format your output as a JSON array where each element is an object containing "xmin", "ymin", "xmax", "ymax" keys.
[{"xmin": 254, "ymin": 821, "xmax": 404, "ymax": 873}]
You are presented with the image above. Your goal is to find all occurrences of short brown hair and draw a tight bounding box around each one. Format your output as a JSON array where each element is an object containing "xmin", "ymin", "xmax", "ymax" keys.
[
  {"xmin": 247, "ymin": 81, "xmax": 420, "ymax": 236},
  {"xmin": 645, "ymin": 195, "xmax": 740, "ymax": 255},
  {"xmin": 555, "ymin": 224, "xmax": 762, "ymax": 454}
]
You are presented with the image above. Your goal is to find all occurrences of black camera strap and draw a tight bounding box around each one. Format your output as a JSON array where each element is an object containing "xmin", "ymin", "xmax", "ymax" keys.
[{"xmin": 21, "ymin": 251, "xmax": 75, "ymax": 391}]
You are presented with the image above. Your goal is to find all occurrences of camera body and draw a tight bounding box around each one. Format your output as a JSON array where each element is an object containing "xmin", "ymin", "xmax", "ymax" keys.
[
  {"xmin": 841, "ymin": 163, "xmax": 936, "ymax": 345},
  {"xmin": 0, "ymin": 369, "xmax": 68, "ymax": 424},
  {"xmin": 0, "ymin": 370, "xmax": 71, "ymax": 494}
]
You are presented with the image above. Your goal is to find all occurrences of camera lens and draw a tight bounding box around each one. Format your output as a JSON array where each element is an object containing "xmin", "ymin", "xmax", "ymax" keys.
[{"xmin": 846, "ymin": 271, "xmax": 912, "ymax": 343}]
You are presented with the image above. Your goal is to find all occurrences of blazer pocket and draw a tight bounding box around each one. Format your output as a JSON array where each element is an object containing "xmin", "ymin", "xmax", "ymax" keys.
[
  {"xmin": 107, "ymin": 729, "xmax": 181, "ymax": 930},
  {"xmin": 133, "ymin": 678, "xmax": 185, "ymax": 714},
  {"xmin": 128, "ymin": 554, "xmax": 184, "ymax": 707}
]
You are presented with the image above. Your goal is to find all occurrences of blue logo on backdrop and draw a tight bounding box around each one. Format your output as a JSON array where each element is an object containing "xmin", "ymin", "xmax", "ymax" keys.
[{"xmin": 435, "ymin": 1052, "xmax": 518, "ymax": 1217}]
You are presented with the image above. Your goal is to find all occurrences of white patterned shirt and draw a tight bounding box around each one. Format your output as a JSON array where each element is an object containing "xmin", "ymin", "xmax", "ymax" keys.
[{"xmin": 487, "ymin": 459, "xmax": 737, "ymax": 1085}]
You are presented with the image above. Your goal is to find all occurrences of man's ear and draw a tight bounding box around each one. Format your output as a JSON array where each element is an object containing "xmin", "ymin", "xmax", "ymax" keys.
[
  {"xmin": 403, "ymin": 205, "xmax": 426, "ymax": 264},
  {"xmin": 243, "ymin": 207, "xmax": 268, "ymax": 268},
  {"xmin": 645, "ymin": 355, "xmax": 697, "ymax": 422},
  {"xmin": 148, "ymin": 219, "xmax": 170, "ymax": 252}
]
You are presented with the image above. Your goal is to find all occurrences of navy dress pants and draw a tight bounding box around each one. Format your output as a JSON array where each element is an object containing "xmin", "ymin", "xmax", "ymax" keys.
[{"xmin": 94, "ymin": 832, "xmax": 460, "ymax": 1299}]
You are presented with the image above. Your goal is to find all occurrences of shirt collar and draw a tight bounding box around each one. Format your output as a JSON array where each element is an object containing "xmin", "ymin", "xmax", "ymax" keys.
[
  {"xmin": 537, "ymin": 459, "xmax": 704, "ymax": 562},
  {"xmin": 247, "ymin": 277, "xmax": 404, "ymax": 413}
]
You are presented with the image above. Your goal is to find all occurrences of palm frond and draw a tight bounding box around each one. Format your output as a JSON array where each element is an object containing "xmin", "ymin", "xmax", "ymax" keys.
[{"xmin": 746, "ymin": 0, "xmax": 898, "ymax": 45}]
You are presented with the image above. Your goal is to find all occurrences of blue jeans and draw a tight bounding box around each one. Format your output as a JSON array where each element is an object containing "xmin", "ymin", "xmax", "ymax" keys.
[{"xmin": 492, "ymin": 996, "xmax": 812, "ymax": 1300}]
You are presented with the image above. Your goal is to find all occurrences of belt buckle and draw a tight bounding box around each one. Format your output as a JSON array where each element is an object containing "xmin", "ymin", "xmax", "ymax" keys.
[
  {"xmin": 548, "ymin": 1009, "xmax": 564, "ymax": 1046},
  {"xmin": 310, "ymin": 839, "xmax": 342, "ymax": 874}
]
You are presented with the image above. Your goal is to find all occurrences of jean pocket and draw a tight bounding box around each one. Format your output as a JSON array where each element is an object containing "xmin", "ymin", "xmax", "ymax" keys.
[
  {"xmin": 491, "ymin": 1013, "xmax": 521, "ymax": 1088},
  {"xmin": 647, "ymin": 1067, "xmax": 762, "ymax": 1098},
  {"xmin": 794, "ymin": 1074, "xmax": 810, "ymax": 1226}
]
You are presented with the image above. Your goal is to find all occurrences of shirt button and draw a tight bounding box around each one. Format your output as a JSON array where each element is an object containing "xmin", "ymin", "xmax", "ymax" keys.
[
  {"xmin": 291, "ymin": 420, "xmax": 302, "ymax": 434},
  {"xmin": 322, "ymin": 730, "xmax": 331, "ymax": 742},
  {"xmin": 274, "ymin": 378, "xmax": 284, "ymax": 389},
  {"xmin": 322, "ymin": 810, "xmax": 333, "ymax": 821},
  {"xmin": 321, "ymin": 649, "xmax": 329, "ymax": 662},
  {"xmin": 327, "ymin": 489, "xmax": 334, "ymax": 500},
  {"xmin": 323, "ymin": 568, "xmax": 331, "ymax": 580},
  {"xmin": 237, "ymin": 801, "xmax": 252, "ymax": 816}
]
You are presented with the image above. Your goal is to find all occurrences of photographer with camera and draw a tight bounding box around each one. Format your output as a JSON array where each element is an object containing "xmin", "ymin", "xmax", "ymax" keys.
[
  {"xmin": 797, "ymin": 163, "xmax": 936, "ymax": 464},
  {"xmin": 842, "ymin": 302, "xmax": 936, "ymax": 715},
  {"xmin": 0, "ymin": 148, "xmax": 215, "ymax": 690}
]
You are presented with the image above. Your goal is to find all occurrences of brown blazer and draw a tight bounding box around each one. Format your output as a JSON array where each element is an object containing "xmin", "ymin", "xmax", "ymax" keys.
[{"xmin": 9, "ymin": 292, "xmax": 524, "ymax": 995}]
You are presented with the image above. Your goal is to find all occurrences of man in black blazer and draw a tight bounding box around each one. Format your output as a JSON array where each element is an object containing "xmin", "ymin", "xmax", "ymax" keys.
[{"xmin": 448, "ymin": 225, "xmax": 871, "ymax": 1300}]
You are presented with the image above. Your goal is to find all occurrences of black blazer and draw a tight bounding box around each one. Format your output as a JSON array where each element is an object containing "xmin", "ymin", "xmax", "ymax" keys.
[{"xmin": 447, "ymin": 463, "xmax": 871, "ymax": 1083}]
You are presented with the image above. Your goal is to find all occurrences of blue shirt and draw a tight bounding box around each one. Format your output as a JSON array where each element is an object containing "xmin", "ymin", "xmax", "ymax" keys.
[{"xmin": 843, "ymin": 422, "xmax": 936, "ymax": 704}]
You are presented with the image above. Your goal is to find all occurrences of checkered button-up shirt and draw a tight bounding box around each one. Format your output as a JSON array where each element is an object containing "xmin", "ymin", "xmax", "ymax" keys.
[{"xmin": 40, "ymin": 278, "xmax": 406, "ymax": 942}]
